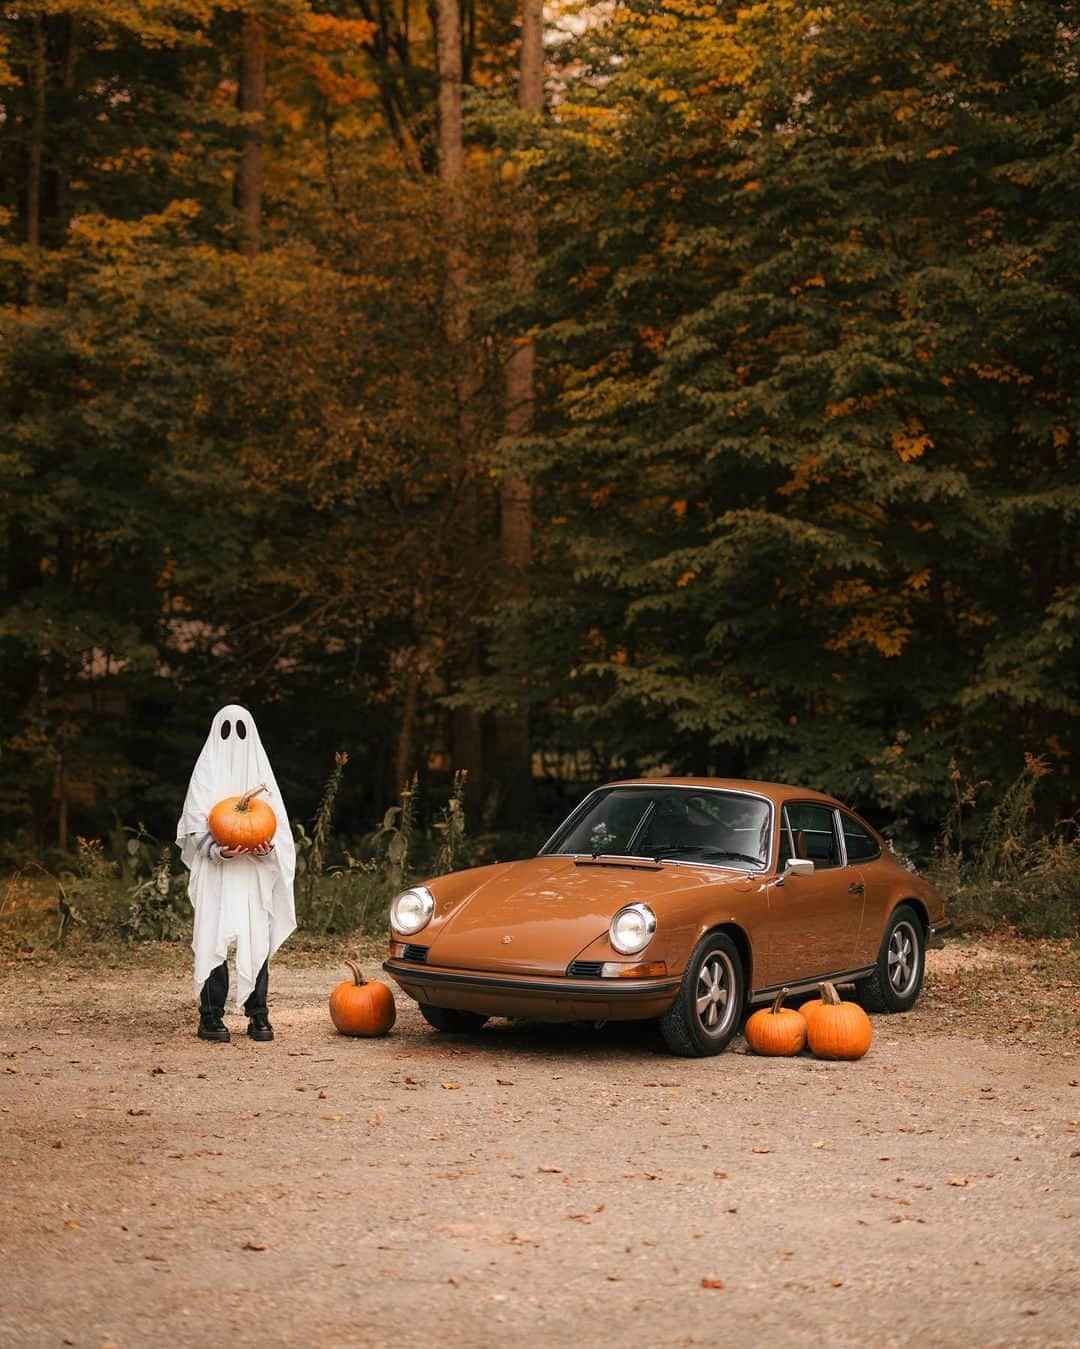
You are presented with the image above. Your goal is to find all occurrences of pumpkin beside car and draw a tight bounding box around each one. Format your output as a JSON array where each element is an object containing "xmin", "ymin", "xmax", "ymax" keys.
[{"xmin": 383, "ymin": 778, "xmax": 949, "ymax": 1057}]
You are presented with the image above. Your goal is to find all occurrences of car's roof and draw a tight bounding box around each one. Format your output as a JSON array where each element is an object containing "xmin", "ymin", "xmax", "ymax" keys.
[{"xmin": 602, "ymin": 777, "xmax": 844, "ymax": 809}]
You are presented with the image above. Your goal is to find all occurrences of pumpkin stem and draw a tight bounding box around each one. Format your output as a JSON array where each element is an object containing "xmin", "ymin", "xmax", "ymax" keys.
[
  {"xmin": 770, "ymin": 987, "xmax": 789, "ymax": 1015},
  {"xmin": 819, "ymin": 981, "xmax": 841, "ymax": 1005},
  {"xmin": 344, "ymin": 958, "xmax": 366, "ymax": 987},
  {"xmin": 237, "ymin": 783, "xmax": 269, "ymax": 811}
]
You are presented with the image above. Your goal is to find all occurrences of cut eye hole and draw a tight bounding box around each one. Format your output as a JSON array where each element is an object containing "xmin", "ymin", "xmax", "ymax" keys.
[
  {"xmin": 236, "ymin": 721, "xmax": 247, "ymax": 740},
  {"xmin": 220, "ymin": 720, "xmax": 231, "ymax": 740}
]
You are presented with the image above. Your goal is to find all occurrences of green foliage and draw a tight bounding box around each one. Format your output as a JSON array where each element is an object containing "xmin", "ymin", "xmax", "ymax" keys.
[
  {"xmin": 505, "ymin": 0, "xmax": 1079, "ymax": 834},
  {"xmin": 0, "ymin": 0, "xmax": 1075, "ymax": 906}
]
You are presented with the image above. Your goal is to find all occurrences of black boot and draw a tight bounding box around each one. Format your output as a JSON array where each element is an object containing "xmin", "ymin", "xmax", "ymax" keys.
[
  {"xmin": 244, "ymin": 960, "xmax": 273, "ymax": 1040},
  {"xmin": 198, "ymin": 1014, "xmax": 231, "ymax": 1043},
  {"xmin": 198, "ymin": 961, "xmax": 231, "ymax": 1042}
]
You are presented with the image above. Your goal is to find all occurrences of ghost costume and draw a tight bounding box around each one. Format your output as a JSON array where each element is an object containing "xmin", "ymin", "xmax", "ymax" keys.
[{"xmin": 176, "ymin": 705, "xmax": 296, "ymax": 1012}]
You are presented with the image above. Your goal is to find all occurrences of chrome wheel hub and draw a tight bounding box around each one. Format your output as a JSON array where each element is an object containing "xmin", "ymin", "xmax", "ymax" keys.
[
  {"xmin": 695, "ymin": 951, "xmax": 736, "ymax": 1037},
  {"xmin": 888, "ymin": 920, "xmax": 919, "ymax": 995}
]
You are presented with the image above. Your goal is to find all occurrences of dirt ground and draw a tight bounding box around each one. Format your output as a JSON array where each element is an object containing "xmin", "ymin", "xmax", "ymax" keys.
[{"xmin": 1, "ymin": 941, "xmax": 1078, "ymax": 1349}]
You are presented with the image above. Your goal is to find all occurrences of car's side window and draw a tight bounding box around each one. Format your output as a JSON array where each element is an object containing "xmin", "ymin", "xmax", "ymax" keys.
[
  {"xmin": 783, "ymin": 803, "xmax": 841, "ymax": 869},
  {"xmin": 840, "ymin": 812, "xmax": 881, "ymax": 862}
]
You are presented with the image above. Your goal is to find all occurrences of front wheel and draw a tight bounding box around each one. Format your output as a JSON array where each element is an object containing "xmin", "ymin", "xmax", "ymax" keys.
[
  {"xmin": 857, "ymin": 904, "xmax": 925, "ymax": 1012},
  {"xmin": 418, "ymin": 1003, "xmax": 489, "ymax": 1033},
  {"xmin": 658, "ymin": 932, "xmax": 745, "ymax": 1057}
]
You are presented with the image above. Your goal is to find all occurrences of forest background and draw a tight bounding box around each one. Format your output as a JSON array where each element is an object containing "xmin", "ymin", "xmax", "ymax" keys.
[{"xmin": 0, "ymin": 0, "xmax": 1076, "ymax": 934}]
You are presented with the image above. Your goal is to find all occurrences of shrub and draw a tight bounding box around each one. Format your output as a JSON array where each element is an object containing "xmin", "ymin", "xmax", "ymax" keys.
[{"xmin": 929, "ymin": 756, "xmax": 1079, "ymax": 937}]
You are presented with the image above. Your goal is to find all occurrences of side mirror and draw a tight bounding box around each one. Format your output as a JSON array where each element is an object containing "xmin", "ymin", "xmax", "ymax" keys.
[{"xmin": 784, "ymin": 858, "xmax": 814, "ymax": 878}]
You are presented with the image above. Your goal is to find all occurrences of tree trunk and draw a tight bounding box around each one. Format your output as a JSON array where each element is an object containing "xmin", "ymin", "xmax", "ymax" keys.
[
  {"xmin": 395, "ymin": 660, "xmax": 422, "ymax": 792},
  {"xmin": 435, "ymin": 0, "xmax": 486, "ymax": 816},
  {"xmin": 26, "ymin": 15, "xmax": 46, "ymax": 302},
  {"xmin": 495, "ymin": 0, "xmax": 543, "ymax": 821},
  {"xmin": 236, "ymin": 11, "xmax": 266, "ymax": 255}
]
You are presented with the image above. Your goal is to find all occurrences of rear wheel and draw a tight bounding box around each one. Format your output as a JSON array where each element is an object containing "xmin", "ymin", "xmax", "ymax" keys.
[
  {"xmin": 857, "ymin": 904, "xmax": 925, "ymax": 1012},
  {"xmin": 658, "ymin": 932, "xmax": 745, "ymax": 1057},
  {"xmin": 418, "ymin": 1003, "xmax": 489, "ymax": 1033}
]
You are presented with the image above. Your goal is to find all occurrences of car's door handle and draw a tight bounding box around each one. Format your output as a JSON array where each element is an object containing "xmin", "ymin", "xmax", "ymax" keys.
[{"xmin": 848, "ymin": 882, "xmax": 864, "ymax": 894}]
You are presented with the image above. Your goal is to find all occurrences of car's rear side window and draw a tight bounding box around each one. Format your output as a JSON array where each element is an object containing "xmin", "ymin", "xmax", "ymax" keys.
[
  {"xmin": 841, "ymin": 812, "xmax": 881, "ymax": 862},
  {"xmin": 783, "ymin": 803, "xmax": 841, "ymax": 868}
]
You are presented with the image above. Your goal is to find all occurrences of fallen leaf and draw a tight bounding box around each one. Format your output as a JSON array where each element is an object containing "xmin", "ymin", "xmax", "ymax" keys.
[
  {"xmin": 441, "ymin": 1082, "xmax": 461, "ymax": 1091},
  {"xmin": 828, "ymin": 1278, "xmax": 843, "ymax": 1288},
  {"xmin": 947, "ymin": 1178, "xmax": 969, "ymax": 1187},
  {"xmin": 752, "ymin": 1147, "xmax": 773, "ymax": 1155},
  {"xmin": 538, "ymin": 1165, "xmax": 563, "ymax": 1173},
  {"xmin": 242, "ymin": 1241, "xmax": 267, "ymax": 1251},
  {"xmin": 496, "ymin": 1079, "xmax": 515, "ymax": 1086},
  {"xmin": 812, "ymin": 1141, "xmax": 825, "ymax": 1149},
  {"xmin": 127, "ymin": 1108, "xmax": 150, "ymax": 1117},
  {"xmin": 712, "ymin": 1170, "xmax": 728, "ymax": 1179},
  {"xmin": 65, "ymin": 1220, "xmax": 83, "ymax": 1231},
  {"xmin": 700, "ymin": 1277, "xmax": 725, "ymax": 1290}
]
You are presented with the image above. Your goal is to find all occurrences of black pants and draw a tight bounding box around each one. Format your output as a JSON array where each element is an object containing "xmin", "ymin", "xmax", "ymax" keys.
[{"xmin": 200, "ymin": 959, "xmax": 269, "ymax": 1019}]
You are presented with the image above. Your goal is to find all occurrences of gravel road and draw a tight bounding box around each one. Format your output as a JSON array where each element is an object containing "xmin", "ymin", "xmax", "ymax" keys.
[{"xmin": 1, "ymin": 946, "xmax": 1077, "ymax": 1348}]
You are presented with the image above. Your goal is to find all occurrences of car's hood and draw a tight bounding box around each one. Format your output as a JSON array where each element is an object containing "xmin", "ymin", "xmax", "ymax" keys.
[{"xmin": 423, "ymin": 853, "xmax": 742, "ymax": 975}]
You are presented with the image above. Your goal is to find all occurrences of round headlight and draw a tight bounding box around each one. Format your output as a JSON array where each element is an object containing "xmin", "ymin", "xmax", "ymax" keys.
[
  {"xmin": 609, "ymin": 903, "xmax": 656, "ymax": 955},
  {"xmin": 391, "ymin": 886, "xmax": 435, "ymax": 936}
]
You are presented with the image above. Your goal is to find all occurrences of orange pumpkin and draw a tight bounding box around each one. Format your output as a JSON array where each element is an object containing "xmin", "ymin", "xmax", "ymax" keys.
[
  {"xmin": 744, "ymin": 987, "xmax": 807, "ymax": 1056},
  {"xmin": 797, "ymin": 994, "xmax": 825, "ymax": 1034},
  {"xmin": 209, "ymin": 783, "xmax": 277, "ymax": 850},
  {"xmin": 329, "ymin": 959, "xmax": 397, "ymax": 1037},
  {"xmin": 806, "ymin": 981, "xmax": 872, "ymax": 1061}
]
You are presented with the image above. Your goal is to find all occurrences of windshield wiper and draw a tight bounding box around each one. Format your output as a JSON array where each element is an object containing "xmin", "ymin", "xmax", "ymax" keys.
[{"xmin": 647, "ymin": 845, "xmax": 763, "ymax": 866}]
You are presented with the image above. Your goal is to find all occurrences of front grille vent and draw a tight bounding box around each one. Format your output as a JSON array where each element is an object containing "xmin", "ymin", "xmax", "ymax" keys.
[
  {"xmin": 566, "ymin": 959, "xmax": 604, "ymax": 978},
  {"xmin": 401, "ymin": 944, "xmax": 429, "ymax": 964}
]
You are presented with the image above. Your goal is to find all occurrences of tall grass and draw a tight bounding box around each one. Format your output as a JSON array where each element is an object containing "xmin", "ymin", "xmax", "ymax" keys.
[
  {"xmin": 1, "ymin": 761, "xmax": 475, "ymax": 952},
  {"xmin": 929, "ymin": 755, "xmax": 1078, "ymax": 937}
]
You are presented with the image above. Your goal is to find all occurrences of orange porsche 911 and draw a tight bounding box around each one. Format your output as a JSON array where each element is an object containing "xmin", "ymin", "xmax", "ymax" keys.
[{"xmin": 383, "ymin": 779, "xmax": 950, "ymax": 1057}]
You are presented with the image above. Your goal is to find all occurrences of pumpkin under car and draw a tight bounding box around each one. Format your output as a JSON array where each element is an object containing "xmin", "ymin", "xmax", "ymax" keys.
[{"xmin": 384, "ymin": 777, "xmax": 949, "ymax": 1057}]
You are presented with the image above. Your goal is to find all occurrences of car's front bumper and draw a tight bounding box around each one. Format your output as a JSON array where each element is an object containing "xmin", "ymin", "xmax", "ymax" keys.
[
  {"xmin": 383, "ymin": 959, "xmax": 681, "ymax": 1023},
  {"xmin": 928, "ymin": 919, "xmax": 953, "ymax": 950}
]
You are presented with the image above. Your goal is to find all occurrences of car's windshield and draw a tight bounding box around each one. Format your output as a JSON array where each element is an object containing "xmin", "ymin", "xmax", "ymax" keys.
[{"xmin": 540, "ymin": 786, "xmax": 772, "ymax": 870}]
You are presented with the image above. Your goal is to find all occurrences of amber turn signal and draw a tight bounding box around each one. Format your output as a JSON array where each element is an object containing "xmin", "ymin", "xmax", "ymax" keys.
[
  {"xmin": 388, "ymin": 940, "xmax": 407, "ymax": 957},
  {"xmin": 600, "ymin": 960, "xmax": 668, "ymax": 979}
]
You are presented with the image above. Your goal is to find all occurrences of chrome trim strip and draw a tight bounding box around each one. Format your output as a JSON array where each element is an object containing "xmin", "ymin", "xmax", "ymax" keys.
[{"xmin": 750, "ymin": 964, "xmax": 876, "ymax": 1003}]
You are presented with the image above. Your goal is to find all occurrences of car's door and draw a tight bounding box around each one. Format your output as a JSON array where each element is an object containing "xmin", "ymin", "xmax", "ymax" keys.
[
  {"xmin": 838, "ymin": 810, "xmax": 887, "ymax": 966},
  {"xmin": 764, "ymin": 802, "xmax": 865, "ymax": 985}
]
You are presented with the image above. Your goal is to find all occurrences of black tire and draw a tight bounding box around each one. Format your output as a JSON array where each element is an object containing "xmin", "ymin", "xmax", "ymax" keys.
[
  {"xmin": 857, "ymin": 903, "xmax": 926, "ymax": 1012},
  {"xmin": 418, "ymin": 1003, "xmax": 489, "ymax": 1033},
  {"xmin": 658, "ymin": 932, "xmax": 745, "ymax": 1057}
]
